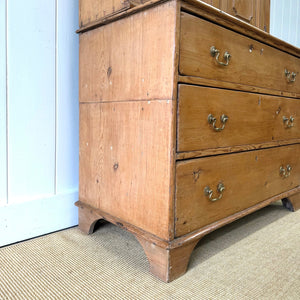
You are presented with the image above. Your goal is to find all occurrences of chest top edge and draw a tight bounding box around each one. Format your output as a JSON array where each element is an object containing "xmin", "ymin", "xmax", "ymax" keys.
[{"xmin": 77, "ymin": 0, "xmax": 300, "ymax": 59}]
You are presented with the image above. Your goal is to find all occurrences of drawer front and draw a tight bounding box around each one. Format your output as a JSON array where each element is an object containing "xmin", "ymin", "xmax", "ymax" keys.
[
  {"xmin": 179, "ymin": 12, "xmax": 300, "ymax": 95},
  {"xmin": 177, "ymin": 84, "xmax": 300, "ymax": 152},
  {"xmin": 175, "ymin": 145, "xmax": 300, "ymax": 237}
]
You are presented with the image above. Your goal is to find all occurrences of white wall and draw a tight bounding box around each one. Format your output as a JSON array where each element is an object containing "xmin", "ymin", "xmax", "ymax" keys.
[
  {"xmin": 0, "ymin": 0, "xmax": 79, "ymax": 246},
  {"xmin": 0, "ymin": 0, "xmax": 7, "ymax": 207},
  {"xmin": 270, "ymin": 0, "xmax": 300, "ymax": 47}
]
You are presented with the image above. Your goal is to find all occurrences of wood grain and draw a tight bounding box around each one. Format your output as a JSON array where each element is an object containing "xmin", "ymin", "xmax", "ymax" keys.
[
  {"xmin": 228, "ymin": 0, "xmax": 256, "ymax": 23},
  {"xmin": 79, "ymin": 100, "xmax": 174, "ymax": 240},
  {"xmin": 178, "ymin": 75, "xmax": 300, "ymax": 99},
  {"xmin": 180, "ymin": 0, "xmax": 300, "ymax": 58},
  {"xmin": 175, "ymin": 144, "xmax": 300, "ymax": 237},
  {"xmin": 130, "ymin": 0, "xmax": 153, "ymax": 5},
  {"xmin": 76, "ymin": 184, "xmax": 300, "ymax": 282},
  {"xmin": 172, "ymin": 186, "xmax": 300, "ymax": 248},
  {"xmin": 137, "ymin": 235, "xmax": 199, "ymax": 282},
  {"xmin": 256, "ymin": 0, "xmax": 270, "ymax": 32},
  {"xmin": 177, "ymin": 85, "xmax": 300, "ymax": 152},
  {"xmin": 200, "ymin": 0, "xmax": 221, "ymax": 7},
  {"xmin": 176, "ymin": 139, "xmax": 300, "ymax": 160},
  {"xmin": 77, "ymin": 0, "xmax": 300, "ymax": 282},
  {"xmin": 77, "ymin": 1, "xmax": 299, "ymax": 57},
  {"xmin": 201, "ymin": 0, "xmax": 270, "ymax": 32},
  {"xmin": 179, "ymin": 12, "xmax": 300, "ymax": 96},
  {"xmin": 76, "ymin": 201, "xmax": 104, "ymax": 234},
  {"xmin": 76, "ymin": 185, "xmax": 300, "ymax": 250},
  {"xmin": 79, "ymin": 0, "xmax": 131, "ymax": 27},
  {"xmin": 76, "ymin": 200, "xmax": 171, "ymax": 248},
  {"xmin": 79, "ymin": 1, "xmax": 177, "ymax": 103}
]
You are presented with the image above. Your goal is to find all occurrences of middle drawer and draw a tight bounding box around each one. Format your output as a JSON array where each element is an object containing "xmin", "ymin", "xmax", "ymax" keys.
[{"xmin": 177, "ymin": 84, "xmax": 300, "ymax": 153}]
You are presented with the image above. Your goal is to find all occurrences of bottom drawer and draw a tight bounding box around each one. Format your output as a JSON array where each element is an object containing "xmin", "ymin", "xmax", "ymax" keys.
[{"xmin": 175, "ymin": 144, "xmax": 300, "ymax": 237}]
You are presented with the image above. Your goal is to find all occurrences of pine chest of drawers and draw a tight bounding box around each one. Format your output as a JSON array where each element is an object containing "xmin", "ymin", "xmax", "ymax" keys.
[{"xmin": 76, "ymin": 0, "xmax": 300, "ymax": 282}]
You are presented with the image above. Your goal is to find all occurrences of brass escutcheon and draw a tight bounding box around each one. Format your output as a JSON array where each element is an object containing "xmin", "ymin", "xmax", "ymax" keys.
[
  {"xmin": 283, "ymin": 116, "xmax": 294, "ymax": 128},
  {"xmin": 280, "ymin": 165, "xmax": 292, "ymax": 178},
  {"xmin": 284, "ymin": 69, "xmax": 297, "ymax": 83}
]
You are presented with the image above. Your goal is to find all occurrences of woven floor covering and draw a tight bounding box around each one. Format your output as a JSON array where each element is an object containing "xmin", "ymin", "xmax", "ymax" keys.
[{"xmin": 0, "ymin": 202, "xmax": 299, "ymax": 300}]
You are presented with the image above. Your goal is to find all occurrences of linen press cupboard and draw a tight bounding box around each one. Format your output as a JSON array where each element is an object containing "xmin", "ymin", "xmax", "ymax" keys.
[{"xmin": 76, "ymin": 0, "xmax": 300, "ymax": 282}]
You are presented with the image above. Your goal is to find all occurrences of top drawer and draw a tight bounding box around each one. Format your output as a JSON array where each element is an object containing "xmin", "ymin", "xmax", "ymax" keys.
[{"xmin": 179, "ymin": 12, "xmax": 300, "ymax": 96}]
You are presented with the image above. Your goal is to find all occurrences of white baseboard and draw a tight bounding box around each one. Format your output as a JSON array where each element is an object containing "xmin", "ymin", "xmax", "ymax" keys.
[{"xmin": 0, "ymin": 191, "xmax": 78, "ymax": 247}]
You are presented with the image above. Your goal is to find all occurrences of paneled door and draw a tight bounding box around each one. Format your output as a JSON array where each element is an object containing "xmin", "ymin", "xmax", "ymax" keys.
[{"xmin": 0, "ymin": 0, "xmax": 79, "ymax": 247}]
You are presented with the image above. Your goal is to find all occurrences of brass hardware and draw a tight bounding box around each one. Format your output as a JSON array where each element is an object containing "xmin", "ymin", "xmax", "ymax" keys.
[
  {"xmin": 204, "ymin": 183, "xmax": 225, "ymax": 202},
  {"xmin": 285, "ymin": 69, "xmax": 297, "ymax": 83},
  {"xmin": 210, "ymin": 46, "xmax": 231, "ymax": 66},
  {"xmin": 283, "ymin": 116, "xmax": 294, "ymax": 128},
  {"xmin": 208, "ymin": 114, "xmax": 229, "ymax": 132},
  {"xmin": 280, "ymin": 165, "xmax": 292, "ymax": 178}
]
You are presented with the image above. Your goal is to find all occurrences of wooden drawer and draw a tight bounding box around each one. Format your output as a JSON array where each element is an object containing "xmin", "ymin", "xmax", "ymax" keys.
[
  {"xmin": 177, "ymin": 84, "xmax": 300, "ymax": 152},
  {"xmin": 175, "ymin": 144, "xmax": 300, "ymax": 237},
  {"xmin": 179, "ymin": 12, "xmax": 300, "ymax": 95}
]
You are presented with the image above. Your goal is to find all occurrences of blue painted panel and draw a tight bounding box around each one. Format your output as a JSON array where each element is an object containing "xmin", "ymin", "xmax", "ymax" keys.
[
  {"xmin": 0, "ymin": 191, "xmax": 78, "ymax": 247},
  {"xmin": 56, "ymin": 0, "xmax": 79, "ymax": 193},
  {"xmin": 0, "ymin": 0, "xmax": 7, "ymax": 205},
  {"xmin": 7, "ymin": 0, "xmax": 56, "ymax": 202}
]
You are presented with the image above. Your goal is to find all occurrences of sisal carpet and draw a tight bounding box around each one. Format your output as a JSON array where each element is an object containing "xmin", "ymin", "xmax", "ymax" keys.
[{"xmin": 0, "ymin": 201, "xmax": 299, "ymax": 299}]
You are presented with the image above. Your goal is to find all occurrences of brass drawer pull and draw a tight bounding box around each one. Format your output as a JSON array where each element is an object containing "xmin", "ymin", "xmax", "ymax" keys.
[
  {"xmin": 280, "ymin": 165, "xmax": 292, "ymax": 178},
  {"xmin": 210, "ymin": 46, "xmax": 231, "ymax": 66},
  {"xmin": 283, "ymin": 116, "xmax": 294, "ymax": 128},
  {"xmin": 204, "ymin": 183, "xmax": 225, "ymax": 202},
  {"xmin": 284, "ymin": 69, "xmax": 297, "ymax": 83},
  {"xmin": 208, "ymin": 114, "xmax": 229, "ymax": 132}
]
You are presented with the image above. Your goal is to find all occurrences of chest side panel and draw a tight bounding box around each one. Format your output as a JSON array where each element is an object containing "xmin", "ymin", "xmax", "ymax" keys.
[
  {"xmin": 79, "ymin": 1, "xmax": 178, "ymax": 103},
  {"xmin": 79, "ymin": 100, "xmax": 175, "ymax": 240}
]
